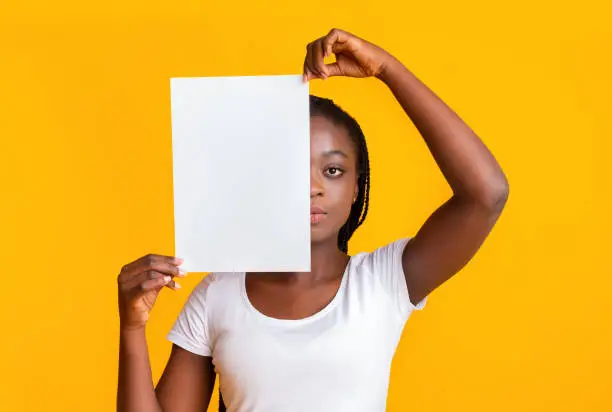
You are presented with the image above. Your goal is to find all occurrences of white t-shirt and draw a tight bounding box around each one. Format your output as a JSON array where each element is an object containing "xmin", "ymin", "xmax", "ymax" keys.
[{"xmin": 167, "ymin": 237, "xmax": 427, "ymax": 412}]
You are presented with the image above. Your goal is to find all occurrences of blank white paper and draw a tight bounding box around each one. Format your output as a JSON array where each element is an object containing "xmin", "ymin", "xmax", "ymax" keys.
[{"xmin": 170, "ymin": 75, "xmax": 310, "ymax": 273}]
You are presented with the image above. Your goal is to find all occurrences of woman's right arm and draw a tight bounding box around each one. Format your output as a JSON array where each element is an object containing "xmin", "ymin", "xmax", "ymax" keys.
[
  {"xmin": 116, "ymin": 254, "xmax": 215, "ymax": 412},
  {"xmin": 156, "ymin": 344, "xmax": 216, "ymax": 410}
]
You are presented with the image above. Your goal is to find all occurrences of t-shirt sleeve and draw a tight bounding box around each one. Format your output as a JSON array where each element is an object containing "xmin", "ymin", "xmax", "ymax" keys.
[
  {"xmin": 365, "ymin": 237, "xmax": 427, "ymax": 319},
  {"xmin": 166, "ymin": 274, "xmax": 214, "ymax": 357}
]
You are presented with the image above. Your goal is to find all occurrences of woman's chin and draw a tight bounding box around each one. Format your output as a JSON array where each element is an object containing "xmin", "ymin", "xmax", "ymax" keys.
[{"xmin": 310, "ymin": 227, "xmax": 337, "ymax": 245}]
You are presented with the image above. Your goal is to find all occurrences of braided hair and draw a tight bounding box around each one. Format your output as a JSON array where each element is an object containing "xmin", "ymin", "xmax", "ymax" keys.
[
  {"xmin": 218, "ymin": 95, "xmax": 372, "ymax": 412},
  {"xmin": 309, "ymin": 95, "xmax": 371, "ymax": 254}
]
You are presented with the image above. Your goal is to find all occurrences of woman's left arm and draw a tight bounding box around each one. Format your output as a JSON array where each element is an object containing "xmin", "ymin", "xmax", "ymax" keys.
[
  {"xmin": 379, "ymin": 56, "xmax": 509, "ymax": 305},
  {"xmin": 304, "ymin": 29, "xmax": 510, "ymax": 305}
]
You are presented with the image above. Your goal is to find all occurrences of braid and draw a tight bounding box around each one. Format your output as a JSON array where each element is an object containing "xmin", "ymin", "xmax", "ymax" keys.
[{"xmin": 309, "ymin": 95, "xmax": 371, "ymax": 254}]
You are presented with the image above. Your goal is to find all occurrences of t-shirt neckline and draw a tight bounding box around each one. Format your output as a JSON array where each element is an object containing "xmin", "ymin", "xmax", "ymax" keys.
[{"xmin": 240, "ymin": 258, "xmax": 352, "ymax": 327}]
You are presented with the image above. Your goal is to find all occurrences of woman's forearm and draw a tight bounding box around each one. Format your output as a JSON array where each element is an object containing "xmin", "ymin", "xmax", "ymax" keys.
[
  {"xmin": 377, "ymin": 57, "xmax": 509, "ymax": 210},
  {"xmin": 117, "ymin": 328, "xmax": 164, "ymax": 412}
]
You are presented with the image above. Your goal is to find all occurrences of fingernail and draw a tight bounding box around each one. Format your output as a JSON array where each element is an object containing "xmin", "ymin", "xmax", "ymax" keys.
[
  {"xmin": 164, "ymin": 276, "xmax": 171, "ymax": 282},
  {"xmin": 178, "ymin": 268, "xmax": 187, "ymax": 276},
  {"xmin": 175, "ymin": 257, "xmax": 184, "ymax": 265},
  {"xmin": 173, "ymin": 282, "xmax": 181, "ymax": 289}
]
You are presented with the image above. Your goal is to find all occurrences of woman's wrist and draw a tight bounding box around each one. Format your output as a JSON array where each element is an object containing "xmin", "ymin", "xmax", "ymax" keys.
[
  {"xmin": 120, "ymin": 324, "xmax": 147, "ymax": 338},
  {"xmin": 376, "ymin": 54, "xmax": 407, "ymax": 84}
]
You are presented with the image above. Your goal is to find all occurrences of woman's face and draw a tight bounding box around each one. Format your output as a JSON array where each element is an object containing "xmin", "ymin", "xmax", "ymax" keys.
[{"xmin": 310, "ymin": 115, "xmax": 359, "ymax": 245}]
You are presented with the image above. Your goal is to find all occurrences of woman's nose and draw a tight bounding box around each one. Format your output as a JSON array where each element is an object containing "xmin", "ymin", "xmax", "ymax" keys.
[{"xmin": 310, "ymin": 174, "xmax": 324, "ymax": 198}]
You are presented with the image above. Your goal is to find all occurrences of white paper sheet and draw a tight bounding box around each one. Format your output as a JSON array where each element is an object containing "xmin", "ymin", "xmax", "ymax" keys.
[{"xmin": 170, "ymin": 75, "xmax": 311, "ymax": 273}]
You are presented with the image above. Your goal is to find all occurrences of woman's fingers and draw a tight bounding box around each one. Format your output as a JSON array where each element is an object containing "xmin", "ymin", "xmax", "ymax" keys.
[
  {"xmin": 304, "ymin": 42, "xmax": 321, "ymax": 80},
  {"xmin": 138, "ymin": 275, "xmax": 170, "ymax": 293},
  {"xmin": 323, "ymin": 28, "xmax": 342, "ymax": 57},
  {"xmin": 122, "ymin": 269, "xmax": 183, "ymax": 291},
  {"xmin": 304, "ymin": 30, "xmax": 353, "ymax": 81},
  {"xmin": 302, "ymin": 61, "xmax": 312, "ymax": 82},
  {"xmin": 166, "ymin": 279, "xmax": 181, "ymax": 291},
  {"xmin": 118, "ymin": 254, "xmax": 184, "ymax": 285},
  {"xmin": 323, "ymin": 30, "xmax": 335, "ymax": 57},
  {"xmin": 117, "ymin": 254, "xmax": 185, "ymax": 330},
  {"xmin": 118, "ymin": 254, "xmax": 186, "ymax": 296},
  {"xmin": 131, "ymin": 275, "xmax": 179, "ymax": 299},
  {"xmin": 313, "ymin": 40, "xmax": 328, "ymax": 79}
]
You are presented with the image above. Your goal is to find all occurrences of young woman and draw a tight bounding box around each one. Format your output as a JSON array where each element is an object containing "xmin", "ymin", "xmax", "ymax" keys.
[{"xmin": 117, "ymin": 28, "xmax": 509, "ymax": 412}]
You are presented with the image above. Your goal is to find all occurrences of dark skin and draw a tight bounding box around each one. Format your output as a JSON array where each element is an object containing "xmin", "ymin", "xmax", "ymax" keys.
[{"xmin": 117, "ymin": 28, "xmax": 509, "ymax": 412}]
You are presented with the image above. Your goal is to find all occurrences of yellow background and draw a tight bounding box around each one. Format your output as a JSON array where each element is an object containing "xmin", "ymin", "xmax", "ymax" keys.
[{"xmin": 1, "ymin": 1, "xmax": 610, "ymax": 411}]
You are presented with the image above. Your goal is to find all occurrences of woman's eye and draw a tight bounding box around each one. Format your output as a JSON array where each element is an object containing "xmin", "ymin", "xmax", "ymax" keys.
[{"xmin": 325, "ymin": 167, "xmax": 344, "ymax": 177}]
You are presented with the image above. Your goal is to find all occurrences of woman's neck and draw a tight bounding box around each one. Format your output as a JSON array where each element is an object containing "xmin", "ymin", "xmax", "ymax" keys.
[
  {"xmin": 304, "ymin": 238, "xmax": 349, "ymax": 282},
  {"xmin": 255, "ymin": 237, "xmax": 349, "ymax": 285}
]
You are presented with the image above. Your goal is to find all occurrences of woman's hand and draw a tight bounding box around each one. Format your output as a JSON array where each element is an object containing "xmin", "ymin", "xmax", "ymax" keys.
[
  {"xmin": 303, "ymin": 28, "xmax": 394, "ymax": 82},
  {"xmin": 117, "ymin": 254, "xmax": 186, "ymax": 331}
]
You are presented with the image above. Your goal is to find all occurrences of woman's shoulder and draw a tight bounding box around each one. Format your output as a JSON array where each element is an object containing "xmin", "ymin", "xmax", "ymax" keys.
[
  {"xmin": 189, "ymin": 272, "xmax": 242, "ymax": 300},
  {"xmin": 350, "ymin": 237, "xmax": 412, "ymax": 270},
  {"xmin": 347, "ymin": 237, "xmax": 426, "ymax": 315}
]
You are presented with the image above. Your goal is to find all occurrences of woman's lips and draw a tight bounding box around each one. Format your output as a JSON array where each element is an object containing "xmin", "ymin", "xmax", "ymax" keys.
[
  {"xmin": 311, "ymin": 205, "xmax": 327, "ymax": 225},
  {"xmin": 310, "ymin": 213, "xmax": 327, "ymax": 225}
]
